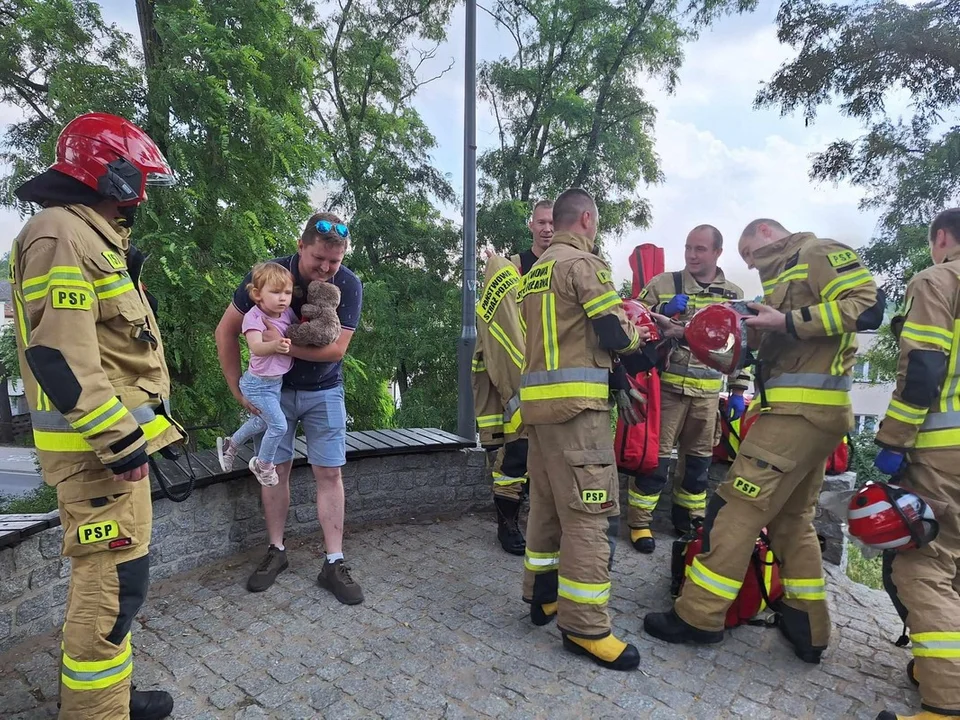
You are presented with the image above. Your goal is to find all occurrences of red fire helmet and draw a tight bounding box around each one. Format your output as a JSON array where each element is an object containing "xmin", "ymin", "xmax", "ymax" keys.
[
  {"xmin": 51, "ymin": 112, "xmax": 176, "ymax": 206},
  {"xmin": 684, "ymin": 301, "xmax": 755, "ymax": 375},
  {"xmin": 847, "ymin": 482, "xmax": 938, "ymax": 551},
  {"xmin": 622, "ymin": 299, "xmax": 661, "ymax": 342}
]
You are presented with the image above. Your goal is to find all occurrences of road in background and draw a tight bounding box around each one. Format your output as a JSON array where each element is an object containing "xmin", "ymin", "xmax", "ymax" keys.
[{"xmin": 0, "ymin": 446, "xmax": 41, "ymax": 497}]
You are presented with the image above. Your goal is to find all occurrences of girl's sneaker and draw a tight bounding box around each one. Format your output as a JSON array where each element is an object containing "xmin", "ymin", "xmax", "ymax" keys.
[
  {"xmin": 217, "ymin": 437, "xmax": 237, "ymax": 472},
  {"xmin": 249, "ymin": 457, "xmax": 279, "ymax": 487}
]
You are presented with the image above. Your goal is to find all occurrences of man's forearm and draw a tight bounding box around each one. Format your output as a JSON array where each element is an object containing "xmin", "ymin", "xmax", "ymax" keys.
[
  {"xmin": 216, "ymin": 335, "xmax": 243, "ymax": 398},
  {"xmin": 289, "ymin": 343, "xmax": 344, "ymax": 363}
]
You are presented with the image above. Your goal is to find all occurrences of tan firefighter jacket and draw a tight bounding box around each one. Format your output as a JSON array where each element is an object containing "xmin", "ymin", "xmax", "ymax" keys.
[
  {"xmin": 639, "ymin": 267, "xmax": 751, "ymax": 397},
  {"xmin": 10, "ymin": 204, "xmax": 182, "ymax": 499},
  {"xmin": 472, "ymin": 256, "xmax": 526, "ymax": 446},
  {"xmin": 518, "ymin": 231, "xmax": 644, "ymax": 426},
  {"xmin": 876, "ymin": 245, "xmax": 960, "ymax": 452},
  {"xmin": 749, "ymin": 232, "xmax": 883, "ymax": 433}
]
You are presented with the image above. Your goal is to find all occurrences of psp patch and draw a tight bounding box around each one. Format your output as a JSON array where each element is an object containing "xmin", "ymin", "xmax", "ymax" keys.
[
  {"xmin": 101, "ymin": 250, "xmax": 126, "ymax": 270},
  {"xmin": 827, "ymin": 249, "xmax": 857, "ymax": 268},
  {"xmin": 51, "ymin": 287, "xmax": 93, "ymax": 310},
  {"xmin": 732, "ymin": 476, "xmax": 760, "ymax": 499},
  {"xmin": 78, "ymin": 520, "xmax": 119, "ymax": 545},
  {"xmin": 596, "ymin": 269, "xmax": 612, "ymax": 285},
  {"xmin": 581, "ymin": 489, "xmax": 609, "ymax": 504}
]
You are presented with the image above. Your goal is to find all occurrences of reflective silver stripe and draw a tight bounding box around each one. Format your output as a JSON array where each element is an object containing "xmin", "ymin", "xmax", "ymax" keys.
[
  {"xmin": 919, "ymin": 410, "xmax": 960, "ymax": 431},
  {"xmin": 73, "ymin": 401, "xmax": 127, "ymax": 437},
  {"xmin": 61, "ymin": 653, "xmax": 133, "ymax": 684},
  {"xmin": 504, "ymin": 393, "xmax": 521, "ymax": 419},
  {"xmin": 765, "ymin": 373, "xmax": 852, "ymax": 391},
  {"xmin": 520, "ymin": 367, "xmax": 609, "ymax": 387},
  {"xmin": 32, "ymin": 404, "xmax": 159, "ymax": 431},
  {"xmin": 667, "ymin": 364, "xmax": 721, "ymax": 379}
]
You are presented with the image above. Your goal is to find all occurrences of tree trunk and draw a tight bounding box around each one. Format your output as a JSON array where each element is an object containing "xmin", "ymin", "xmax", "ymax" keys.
[
  {"xmin": 134, "ymin": 0, "xmax": 171, "ymax": 156},
  {"xmin": 0, "ymin": 373, "xmax": 15, "ymax": 444}
]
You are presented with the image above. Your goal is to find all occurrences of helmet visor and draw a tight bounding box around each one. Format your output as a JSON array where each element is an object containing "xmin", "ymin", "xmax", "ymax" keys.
[{"xmin": 145, "ymin": 170, "xmax": 177, "ymax": 187}]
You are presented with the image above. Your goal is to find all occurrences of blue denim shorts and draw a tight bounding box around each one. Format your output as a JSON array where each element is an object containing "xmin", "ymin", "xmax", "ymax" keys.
[{"xmin": 274, "ymin": 384, "xmax": 347, "ymax": 467}]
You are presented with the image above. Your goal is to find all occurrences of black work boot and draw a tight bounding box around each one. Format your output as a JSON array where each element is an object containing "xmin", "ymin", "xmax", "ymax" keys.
[
  {"xmin": 643, "ymin": 609, "xmax": 723, "ymax": 645},
  {"xmin": 494, "ymin": 496, "xmax": 526, "ymax": 556},
  {"xmin": 131, "ymin": 687, "xmax": 174, "ymax": 720},
  {"xmin": 247, "ymin": 544, "xmax": 288, "ymax": 592},
  {"xmin": 670, "ymin": 503, "xmax": 693, "ymax": 536},
  {"xmin": 776, "ymin": 603, "xmax": 825, "ymax": 664},
  {"xmin": 318, "ymin": 558, "xmax": 365, "ymax": 605},
  {"xmin": 630, "ymin": 528, "xmax": 655, "ymax": 553},
  {"xmin": 530, "ymin": 601, "xmax": 558, "ymax": 626}
]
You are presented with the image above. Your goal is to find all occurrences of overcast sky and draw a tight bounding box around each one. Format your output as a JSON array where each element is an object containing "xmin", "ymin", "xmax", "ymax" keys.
[{"xmin": 1, "ymin": 0, "xmax": 898, "ymax": 300}]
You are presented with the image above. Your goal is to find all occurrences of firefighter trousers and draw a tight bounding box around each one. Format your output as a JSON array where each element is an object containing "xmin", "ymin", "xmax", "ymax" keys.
[
  {"xmin": 889, "ymin": 453, "xmax": 960, "ymax": 715},
  {"xmin": 522, "ymin": 410, "xmax": 620, "ymax": 639},
  {"xmin": 56, "ymin": 468, "xmax": 153, "ymax": 720},
  {"xmin": 674, "ymin": 414, "xmax": 843, "ymax": 646},
  {"xmin": 488, "ymin": 438, "xmax": 528, "ymax": 502},
  {"xmin": 628, "ymin": 391, "xmax": 718, "ymax": 529}
]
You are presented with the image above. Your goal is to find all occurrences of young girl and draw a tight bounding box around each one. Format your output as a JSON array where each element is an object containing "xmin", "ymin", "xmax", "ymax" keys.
[{"xmin": 217, "ymin": 262, "xmax": 298, "ymax": 486}]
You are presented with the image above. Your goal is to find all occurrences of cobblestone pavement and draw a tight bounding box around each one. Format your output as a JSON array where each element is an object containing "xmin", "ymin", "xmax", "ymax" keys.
[{"xmin": 1, "ymin": 513, "xmax": 919, "ymax": 719}]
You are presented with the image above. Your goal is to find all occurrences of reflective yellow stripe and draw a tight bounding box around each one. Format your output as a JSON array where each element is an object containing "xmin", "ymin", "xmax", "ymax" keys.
[
  {"xmin": 503, "ymin": 407, "xmax": 522, "ymax": 435},
  {"xmin": 61, "ymin": 633, "xmax": 133, "ymax": 691},
  {"xmin": 915, "ymin": 427, "xmax": 960, "ymax": 449},
  {"xmin": 492, "ymin": 472, "xmax": 527, "ymax": 486},
  {"xmin": 623, "ymin": 325, "xmax": 641, "ymax": 353},
  {"xmin": 674, "ymin": 489, "xmax": 706, "ymax": 510},
  {"xmin": 35, "ymin": 414, "xmax": 172, "ymax": 452},
  {"xmin": 901, "ymin": 321, "xmax": 954, "ymax": 352},
  {"xmin": 476, "ymin": 414, "xmax": 503, "ymax": 429},
  {"xmin": 763, "ymin": 264, "xmax": 809, "ymax": 295},
  {"xmin": 661, "ymin": 373, "xmax": 723, "ymax": 392},
  {"xmin": 22, "ymin": 266, "xmax": 92, "ymax": 302},
  {"xmin": 818, "ymin": 300, "xmax": 841, "ymax": 336},
  {"xmin": 72, "ymin": 397, "xmax": 130, "ymax": 438},
  {"xmin": 781, "ymin": 577, "xmax": 826, "ymax": 601},
  {"xmin": 937, "ymin": 319, "xmax": 960, "ymax": 413},
  {"xmin": 93, "ymin": 273, "xmax": 136, "ymax": 300},
  {"xmin": 519, "ymin": 382, "xmax": 608, "ymax": 402},
  {"xmin": 583, "ymin": 290, "xmax": 621, "ymax": 319},
  {"xmin": 489, "ymin": 321, "xmax": 523, "ymax": 369},
  {"xmin": 912, "ymin": 632, "xmax": 960, "ymax": 658},
  {"xmin": 628, "ymin": 489, "xmax": 659, "ymax": 510},
  {"xmin": 558, "ymin": 576, "xmax": 610, "ymax": 605},
  {"xmin": 524, "ymin": 549, "xmax": 560, "ymax": 573},
  {"xmin": 885, "ymin": 398, "xmax": 927, "ymax": 426},
  {"xmin": 755, "ymin": 387, "xmax": 850, "ymax": 407},
  {"xmin": 542, "ymin": 293, "xmax": 559, "ymax": 371},
  {"xmin": 686, "ymin": 558, "xmax": 742, "ymax": 600},
  {"xmin": 821, "ymin": 267, "xmax": 872, "ymax": 302},
  {"xmin": 831, "ymin": 332, "xmax": 855, "ymax": 376},
  {"xmin": 472, "ymin": 358, "xmax": 486, "ymax": 373}
]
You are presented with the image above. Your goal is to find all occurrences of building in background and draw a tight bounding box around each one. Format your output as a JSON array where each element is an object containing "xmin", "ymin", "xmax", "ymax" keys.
[
  {"xmin": 850, "ymin": 330, "xmax": 893, "ymax": 435},
  {"xmin": 0, "ymin": 281, "xmax": 26, "ymax": 417}
]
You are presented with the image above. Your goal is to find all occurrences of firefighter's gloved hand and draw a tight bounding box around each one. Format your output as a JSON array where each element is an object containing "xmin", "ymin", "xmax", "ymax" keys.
[
  {"xmin": 727, "ymin": 393, "xmax": 745, "ymax": 420},
  {"xmin": 662, "ymin": 294, "xmax": 688, "ymax": 316},
  {"xmin": 615, "ymin": 388, "xmax": 646, "ymax": 425},
  {"xmin": 874, "ymin": 448, "xmax": 906, "ymax": 476}
]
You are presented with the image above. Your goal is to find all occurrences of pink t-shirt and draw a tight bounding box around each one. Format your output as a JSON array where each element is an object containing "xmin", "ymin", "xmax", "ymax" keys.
[{"xmin": 242, "ymin": 306, "xmax": 298, "ymax": 378}]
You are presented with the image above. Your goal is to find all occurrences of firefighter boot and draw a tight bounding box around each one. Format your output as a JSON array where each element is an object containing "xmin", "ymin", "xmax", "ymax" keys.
[
  {"xmin": 495, "ymin": 496, "xmax": 526, "ymax": 555},
  {"xmin": 671, "ymin": 455, "xmax": 711, "ymax": 535},
  {"xmin": 131, "ymin": 688, "xmax": 174, "ymax": 720},
  {"xmin": 561, "ymin": 633, "xmax": 640, "ymax": 671},
  {"xmin": 643, "ymin": 609, "xmax": 723, "ymax": 646},
  {"xmin": 777, "ymin": 603, "xmax": 825, "ymax": 664},
  {"xmin": 631, "ymin": 528, "xmax": 655, "ymax": 554},
  {"xmin": 530, "ymin": 601, "xmax": 558, "ymax": 626},
  {"xmin": 877, "ymin": 713, "xmax": 954, "ymax": 720}
]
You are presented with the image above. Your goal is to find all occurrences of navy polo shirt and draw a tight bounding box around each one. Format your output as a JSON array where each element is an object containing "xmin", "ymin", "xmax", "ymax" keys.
[{"xmin": 232, "ymin": 254, "xmax": 363, "ymax": 391}]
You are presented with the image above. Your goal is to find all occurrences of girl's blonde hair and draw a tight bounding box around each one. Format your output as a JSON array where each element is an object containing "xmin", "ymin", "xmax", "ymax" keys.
[{"xmin": 246, "ymin": 262, "xmax": 294, "ymax": 300}]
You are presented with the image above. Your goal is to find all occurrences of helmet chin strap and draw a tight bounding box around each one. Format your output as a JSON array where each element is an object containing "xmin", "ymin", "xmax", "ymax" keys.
[{"xmin": 115, "ymin": 205, "xmax": 139, "ymax": 228}]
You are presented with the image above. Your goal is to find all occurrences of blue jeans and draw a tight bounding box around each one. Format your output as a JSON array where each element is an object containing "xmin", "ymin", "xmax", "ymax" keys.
[{"xmin": 233, "ymin": 371, "xmax": 287, "ymax": 464}]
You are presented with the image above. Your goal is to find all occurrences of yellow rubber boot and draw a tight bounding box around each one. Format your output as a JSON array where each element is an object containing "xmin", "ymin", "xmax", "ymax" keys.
[
  {"xmin": 562, "ymin": 633, "xmax": 640, "ymax": 671},
  {"xmin": 631, "ymin": 528, "xmax": 655, "ymax": 554},
  {"xmin": 530, "ymin": 601, "xmax": 557, "ymax": 626},
  {"xmin": 877, "ymin": 712, "xmax": 955, "ymax": 720}
]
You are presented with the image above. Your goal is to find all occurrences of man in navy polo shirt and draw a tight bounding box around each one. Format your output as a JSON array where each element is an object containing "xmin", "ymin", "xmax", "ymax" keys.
[{"xmin": 215, "ymin": 211, "xmax": 364, "ymax": 602}]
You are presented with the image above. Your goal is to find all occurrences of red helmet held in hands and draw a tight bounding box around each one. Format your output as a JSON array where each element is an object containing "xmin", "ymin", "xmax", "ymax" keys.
[
  {"xmin": 847, "ymin": 482, "xmax": 938, "ymax": 551},
  {"xmin": 684, "ymin": 301, "xmax": 756, "ymax": 375},
  {"xmin": 622, "ymin": 299, "xmax": 661, "ymax": 342},
  {"xmin": 51, "ymin": 113, "xmax": 176, "ymax": 206}
]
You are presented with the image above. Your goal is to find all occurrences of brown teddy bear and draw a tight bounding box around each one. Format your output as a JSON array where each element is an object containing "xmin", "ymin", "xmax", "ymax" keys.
[{"xmin": 287, "ymin": 280, "xmax": 342, "ymax": 347}]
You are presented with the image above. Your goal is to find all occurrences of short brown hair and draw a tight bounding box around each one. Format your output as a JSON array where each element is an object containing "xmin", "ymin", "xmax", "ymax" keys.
[
  {"xmin": 552, "ymin": 188, "xmax": 596, "ymax": 230},
  {"xmin": 531, "ymin": 199, "xmax": 553, "ymax": 215},
  {"xmin": 931, "ymin": 208, "xmax": 960, "ymax": 243},
  {"xmin": 741, "ymin": 218, "xmax": 788, "ymax": 238},
  {"xmin": 246, "ymin": 261, "xmax": 294, "ymax": 299},
  {"xmin": 690, "ymin": 224, "xmax": 723, "ymax": 250},
  {"xmin": 301, "ymin": 211, "xmax": 350, "ymax": 248}
]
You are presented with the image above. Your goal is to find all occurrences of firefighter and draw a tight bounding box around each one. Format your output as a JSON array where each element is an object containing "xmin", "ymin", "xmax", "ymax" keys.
[
  {"xmin": 519, "ymin": 188, "xmax": 653, "ymax": 671},
  {"xmin": 510, "ymin": 199, "xmax": 554, "ymax": 275},
  {"xmin": 10, "ymin": 113, "xmax": 183, "ymax": 720},
  {"xmin": 644, "ymin": 218, "xmax": 884, "ymax": 662},
  {"xmin": 473, "ymin": 252, "xmax": 528, "ymax": 555},
  {"xmin": 628, "ymin": 224, "xmax": 751, "ymax": 553},
  {"xmin": 872, "ymin": 208, "xmax": 960, "ymax": 720}
]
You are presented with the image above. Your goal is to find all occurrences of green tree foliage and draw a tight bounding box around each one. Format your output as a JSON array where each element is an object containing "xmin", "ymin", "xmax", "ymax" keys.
[
  {"xmin": 756, "ymin": 0, "xmax": 960, "ymax": 327},
  {"xmin": 477, "ymin": 0, "xmax": 757, "ymax": 253},
  {"xmin": 303, "ymin": 0, "xmax": 461, "ymax": 430}
]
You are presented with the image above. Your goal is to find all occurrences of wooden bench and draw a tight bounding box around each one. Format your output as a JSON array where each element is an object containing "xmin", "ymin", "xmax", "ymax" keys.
[{"xmin": 0, "ymin": 428, "xmax": 475, "ymax": 549}]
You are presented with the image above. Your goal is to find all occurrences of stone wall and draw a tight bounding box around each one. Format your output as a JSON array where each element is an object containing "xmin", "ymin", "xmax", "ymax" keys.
[{"xmin": 0, "ymin": 447, "xmax": 487, "ymax": 654}]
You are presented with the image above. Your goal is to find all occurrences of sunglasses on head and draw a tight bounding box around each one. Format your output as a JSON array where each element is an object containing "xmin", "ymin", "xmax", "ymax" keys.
[{"xmin": 316, "ymin": 219, "xmax": 350, "ymax": 238}]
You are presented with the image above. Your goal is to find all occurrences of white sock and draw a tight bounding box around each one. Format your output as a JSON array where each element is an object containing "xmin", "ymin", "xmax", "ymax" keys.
[{"xmin": 327, "ymin": 552, "xmax": 344, "ymax": 563}]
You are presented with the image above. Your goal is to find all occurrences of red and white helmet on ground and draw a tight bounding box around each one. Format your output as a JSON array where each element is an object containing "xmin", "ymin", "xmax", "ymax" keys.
[
  {"xmin": 684, "ymin": 301, "xmax": 756, "ymax": 375},
  {"xmin": 847, "ymin": 482, "xmax": 938, "ymax": 551},
  {"xmin": 622, "ymin": 298, "xmax": 660, "ymax": 342},
  {"xmin": 51, "ymin": 112, "xmax": 176, "ymax": 206}
]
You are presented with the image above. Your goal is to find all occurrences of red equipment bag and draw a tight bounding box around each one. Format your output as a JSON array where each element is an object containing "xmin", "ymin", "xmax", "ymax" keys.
[
  {"xmin": 615, "ymin": 243, "xmax": 664, "ymax": 474},
  {"xmin": 825, "ymin": 434, "xmax": 853, "ymax": 475},
  {"xmin": 670, "ymin": 520, "xmax": 783, "ymax": 628}
]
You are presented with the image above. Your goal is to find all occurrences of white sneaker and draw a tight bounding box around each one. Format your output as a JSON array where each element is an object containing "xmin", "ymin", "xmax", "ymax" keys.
[
  {"xmin": 249, "ymin": 456, "xmax": 279, "ymax": 487},
  {"xmin": 217, "ymin": 437, "xmax": 237, "ymax": 472}
]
